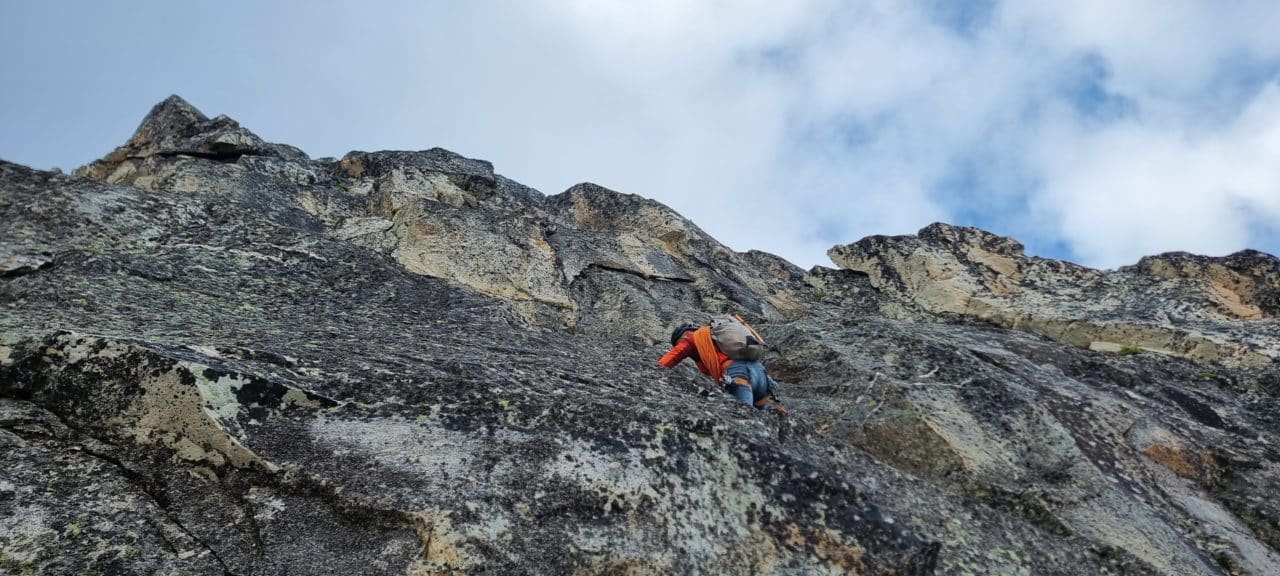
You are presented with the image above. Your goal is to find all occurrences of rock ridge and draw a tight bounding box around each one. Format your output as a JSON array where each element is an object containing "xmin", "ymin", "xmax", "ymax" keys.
[
  {"xmin": 829, "ymin": 222, "xmax": 1280, "ymax": 367},
  {"xmin": 3, "ymin": 96, "xmax": 1279, "ymax": 575}
]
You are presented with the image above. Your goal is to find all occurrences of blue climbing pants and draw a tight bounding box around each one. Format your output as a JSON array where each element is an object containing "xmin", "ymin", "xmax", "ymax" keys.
[{"xmin": 724, "ymin": 360, "xmax": 775, "ymax": 406}]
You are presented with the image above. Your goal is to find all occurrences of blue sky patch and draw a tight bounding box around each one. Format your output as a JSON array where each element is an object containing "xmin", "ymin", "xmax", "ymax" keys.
[
  {"xmin": 1061, "ymin": 53, "xmax": 1137, "ymax": 123},
  {"xmin": 1242, "ymin": 204, "xmax": 1280, "ymax": 259},
  {"xmin": 921, "ymin": 0, "xmax": 998, "ymax": 37},
  {"xmin": 1201, "ymin": 51, "xmax": 1280, "ymax": 121},
  {"xmin": 930, "ymin": 151, "xmax": 1079, "ymax": 262}
]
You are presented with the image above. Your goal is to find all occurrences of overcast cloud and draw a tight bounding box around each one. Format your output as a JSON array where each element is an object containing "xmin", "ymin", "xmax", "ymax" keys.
[{"xmin": 2, "ymin": 0, "xmax": 1278, "ymax": 269}]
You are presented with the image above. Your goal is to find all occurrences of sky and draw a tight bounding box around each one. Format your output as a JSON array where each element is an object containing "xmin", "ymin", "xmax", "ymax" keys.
[{"xmin": 2, "ymin": 0, "xmax": 1279, "ymax": 270}]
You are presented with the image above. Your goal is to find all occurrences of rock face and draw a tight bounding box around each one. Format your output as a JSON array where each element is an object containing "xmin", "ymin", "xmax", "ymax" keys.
[
  {"xmin": 2, "ymin": 95, "xmax": 1279, "ymax": 575},
  {"xmin": 829, "ymin": 223, "xmax": 1280, "ymax": 366}
]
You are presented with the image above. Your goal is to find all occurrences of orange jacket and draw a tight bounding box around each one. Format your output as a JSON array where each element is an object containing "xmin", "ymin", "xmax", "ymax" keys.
[{"xmin": 658, "ymin": 329, "xmax": 731, "ymax": 381}]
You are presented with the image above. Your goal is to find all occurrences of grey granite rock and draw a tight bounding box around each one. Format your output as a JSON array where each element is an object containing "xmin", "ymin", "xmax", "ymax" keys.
[
  {"xmin": 830, "ymin": 222, "xmax": 1280, "ymax": 366},
  {"xmin": 3, "ymin": 96, "xmax": 1279, "ymax": 575}
]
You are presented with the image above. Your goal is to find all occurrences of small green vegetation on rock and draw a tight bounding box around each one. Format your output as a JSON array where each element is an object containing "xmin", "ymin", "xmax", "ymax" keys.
[{"xmin": 1117, "ymin": 345, "xmax": 1143, "ymax": 356}]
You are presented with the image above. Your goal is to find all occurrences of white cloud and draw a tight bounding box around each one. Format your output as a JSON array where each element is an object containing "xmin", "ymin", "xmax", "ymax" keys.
[
  {"xmin": 1002, "ymin": 0, "xmax": 1280, "ymax": 105},
  {"xmin": 1032, "ymin": 82, "xmax": 1280, "ymax": 268},
  {"xmin": 501, "ymin": 0, "xmax": 1280, "ymax": 269}
]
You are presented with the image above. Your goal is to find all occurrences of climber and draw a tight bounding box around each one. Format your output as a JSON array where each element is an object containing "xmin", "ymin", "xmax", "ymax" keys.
[{"xmin": 657, "ymin": 316, "xmax": 789, "ymax": 413}]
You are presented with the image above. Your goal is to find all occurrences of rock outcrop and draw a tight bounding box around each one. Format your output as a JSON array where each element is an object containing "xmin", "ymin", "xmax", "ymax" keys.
[
  {"xmin": 3, "ymin": 95, "xmax": 1279, "ymax": 575},
  {"xmin": 829, "ymin": 223, "xmax": 1280, "ymax": 366}
]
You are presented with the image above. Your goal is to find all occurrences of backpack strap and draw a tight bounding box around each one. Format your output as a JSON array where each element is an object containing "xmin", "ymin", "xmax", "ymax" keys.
[
  {"xmin": 734, "ymin": 314, "xmax": 765, "ymax": 345},
  {"xmin": 691, "ymin": 325, "xmax": 728, "ymax": 383}
]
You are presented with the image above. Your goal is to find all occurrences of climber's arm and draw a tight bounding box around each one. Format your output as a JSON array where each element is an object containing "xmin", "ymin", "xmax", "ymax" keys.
[{"xmin": 657, "ymin": 338, "xmax": 695, "ymax": 368}]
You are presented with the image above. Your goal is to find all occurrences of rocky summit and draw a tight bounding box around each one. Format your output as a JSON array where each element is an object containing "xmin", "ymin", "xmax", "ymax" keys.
[{"xmin": 2, "ymin": 96, "xmax": 1279, "ymax": 576}]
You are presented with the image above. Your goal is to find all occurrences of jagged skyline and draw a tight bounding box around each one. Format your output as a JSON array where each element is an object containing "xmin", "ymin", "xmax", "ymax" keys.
[{"xmin": 3, "ymin": 0, "xmax": 1279, "ymax": 269}]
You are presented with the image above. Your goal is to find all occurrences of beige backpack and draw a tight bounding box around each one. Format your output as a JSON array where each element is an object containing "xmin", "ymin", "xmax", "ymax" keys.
[{"xmin": 710, "ymin": 314, "xmax": 766, "ymax": 361}]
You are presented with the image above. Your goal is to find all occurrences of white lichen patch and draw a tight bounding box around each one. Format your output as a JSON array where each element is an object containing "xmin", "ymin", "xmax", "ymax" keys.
[
  {"xmin": 0, "ymin": 505, "xmax": 56, "ymax": 563},
  {"xmin": 185, "ymin": 344, "xmax": 224, "ymax": 358},
  {"xmin": 452, "ymin": 503, "xmax": 513, "ymax": 549},
  {"xmin": 187, "ymin": 363, "xmax": 249, "ymax": 422},
  {"xmin": 0, "ymin": 345, "xmax": 12, "ymax": 367},
  {"xmin": 307, "ymin": 419, "xmax": 535, "ymax": 568},
  {"xmin": 246, "ymin": 487, "xmax": 288, "ymax": 523},
  {"xmin": 69, "ymin": 185, "xmax": 133, "ymax": 220},
  {"xmin": 547, "ymin": 441, "xmax": 662, "ymax": 512},
  {"xmin": 57, "ymin": 334, "xmax": 132, "ymax": 365},
  {"xmin": 308, "ymin": 419, "xmax": 527, "ymax": 479},
  {"xmin": 548, "ymin": 436, "xmax": 775, "ymax": 569}
]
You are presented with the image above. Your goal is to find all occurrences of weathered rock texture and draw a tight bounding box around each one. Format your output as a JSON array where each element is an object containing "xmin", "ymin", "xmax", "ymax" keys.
[
  {"xmin": 2, "ymin": 95, "xmax": 1279, "ymax": 575},
  {"xmin": 829, "ymin": 224, "xmax": 1280, "ymax": 367}
]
